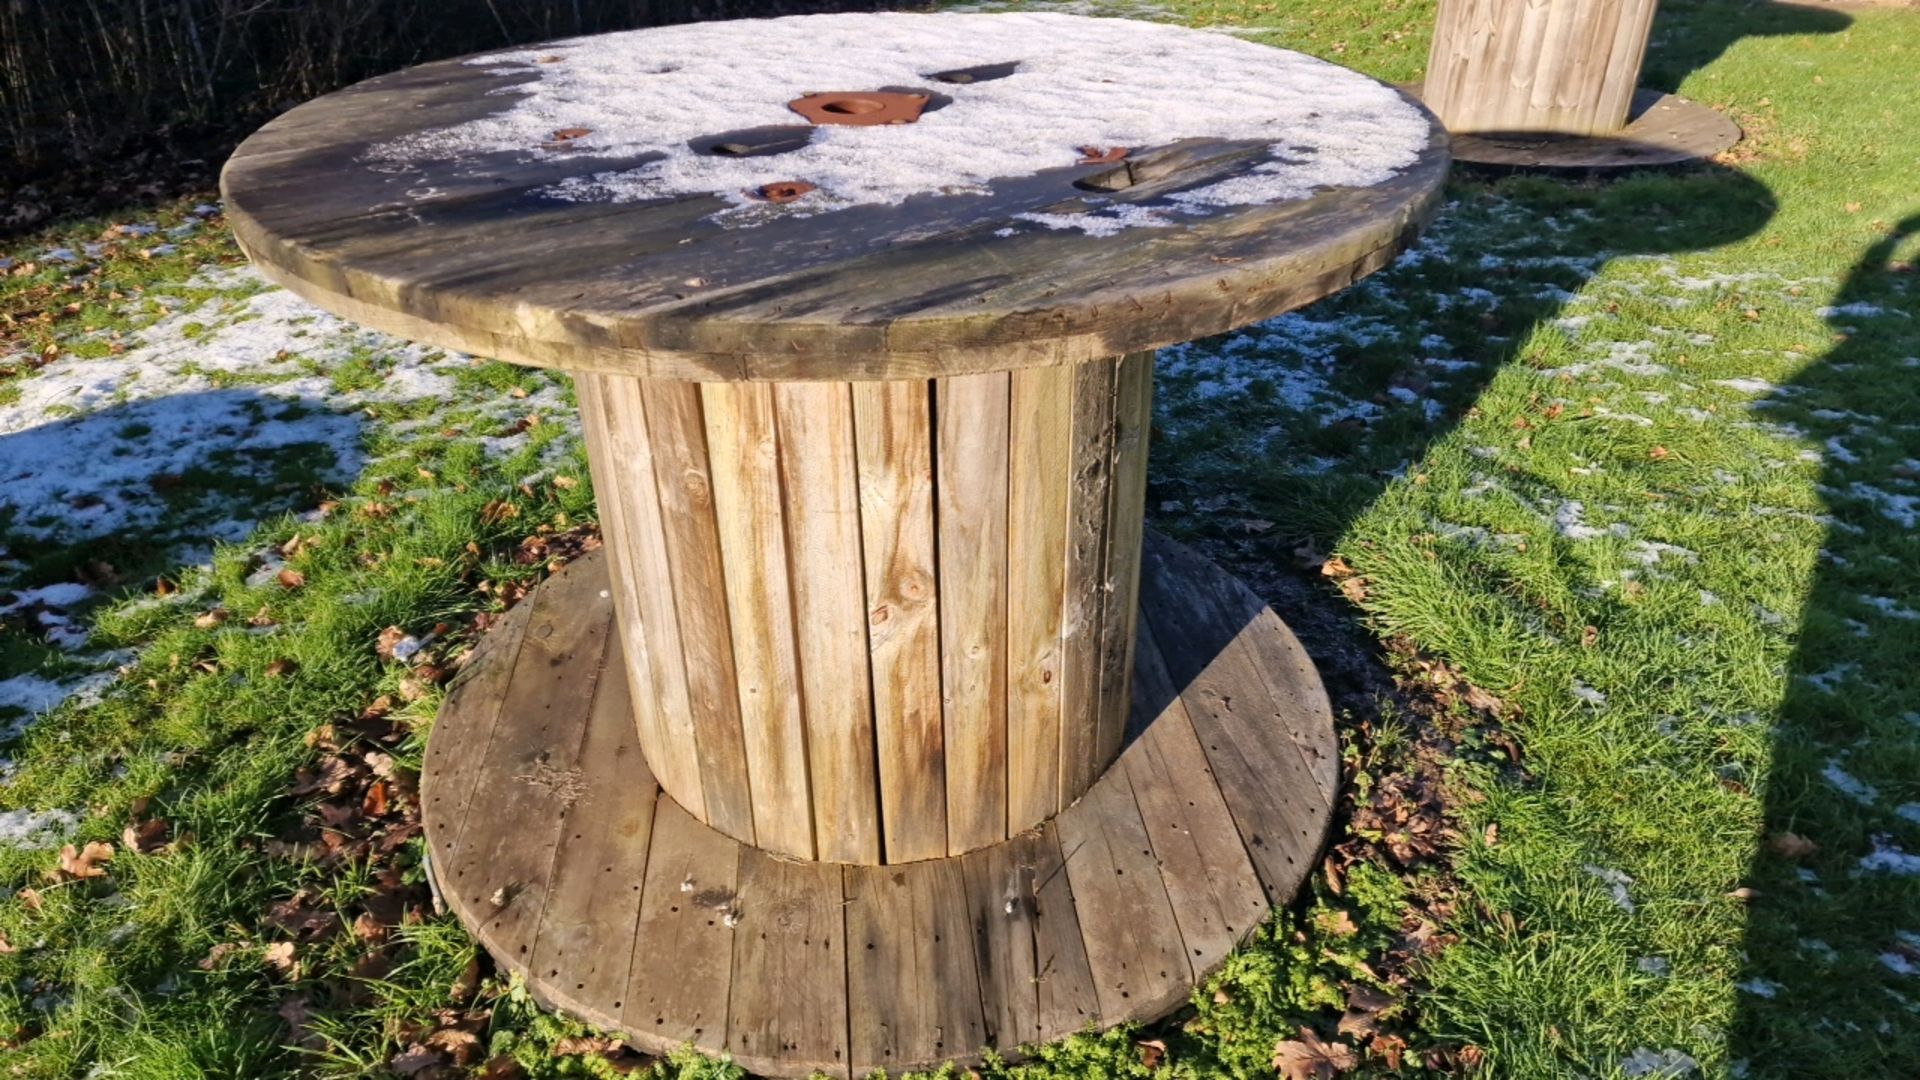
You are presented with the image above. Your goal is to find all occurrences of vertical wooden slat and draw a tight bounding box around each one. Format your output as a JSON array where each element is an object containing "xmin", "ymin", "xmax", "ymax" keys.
[
  {"xmin": 936, "ymin": 371, "xmax": 1011, "ymax": 854},
  {"xmin": 1058, "ymin": 358, "xmax": 1117, "ymax": 802},
  {"xmin": 639, "ymin": 380, "xmax": 757, "ymax": 843},
  {"xmin": 728, "ymin": 850, "xmax": 849, "ymax": 1078},
  {"xmin": 772, "ymin": 383, "xmax": 881, "ymax": 864},
  {"xmin": 1006, "ymin": 364, "xmax": 1073, "ymax": 828},
  {"xmin": 528, "ymin": 658, "xmax": 658, "ymax": 1018},
  {"xmin": 852, "ymin": 379, "xmax": 947, "ymax": 863},
  {"xmin": 577, "ymin": 373, "xmax": 705, "ymax": 822},
  {"xmin": 626, "ymin": 793, "xmax": 736, "ymax": 1050},
  {"xmin": 702, "ymin": 382, "xmax": 814, "ymax": 859},
  {"xmin": 1095, "ymin": 352, "xmax": 1154, "ymax": 768}
]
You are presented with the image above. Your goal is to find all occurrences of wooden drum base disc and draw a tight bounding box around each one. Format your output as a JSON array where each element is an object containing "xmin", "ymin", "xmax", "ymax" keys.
[
  {"xmin": 421, "ymin": 531, "xmax": 1339, "ymax": 1078},
  {"xmin": 1437, "ymin": 89, "xmax": 1742, "ymax": 171}
]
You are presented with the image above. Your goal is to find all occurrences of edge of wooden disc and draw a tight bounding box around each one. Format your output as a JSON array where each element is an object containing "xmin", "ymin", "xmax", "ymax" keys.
[{"xmin": 1420, "ymin": 88, "xmax": 1742, "ymax": 171}]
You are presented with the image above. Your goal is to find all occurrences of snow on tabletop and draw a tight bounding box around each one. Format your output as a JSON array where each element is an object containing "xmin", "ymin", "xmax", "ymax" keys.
[{"xmin": 377, "ymin": 12, "xmax": 1430, "ymax": 232}]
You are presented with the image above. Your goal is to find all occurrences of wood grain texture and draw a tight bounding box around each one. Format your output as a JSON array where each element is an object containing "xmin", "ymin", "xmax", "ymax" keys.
[
  {"xmin": 221, "ymin": 37, "xmax": 1448, "ymax": 382},
  {"xmin": 639, "ymin": 380, "xmax": 757, "ymax": 842},
  {"xmin": 701, "ymin": 381, "xmax": 814, "ymax": 859},
  {"xmin": 1058, "ymin": 358, "xmax": 1117, "ymax": 802},
  {"xmin": 626, "ymin": 794, "xmax": 736, "ymax": 1048},
  {"xmin": 729, "ymin": 850, "xmax": 850, "ymax": 1078},
  {"xmin": 575, "ymin": 372, "xmax": 706, "ymax": 824},
  {"xmin": 1005, "ymin": 363, "xmax": 1072, "ymax": 828},
  {"xmin": 771, "ymin": 382, "xmax": 882, "ymax": 863},
  {"xmin": 852, "ymin": 380, "xmax": 947, "ymax": 863},
  {"xmin": 936, "ymin": 371, "xmax": 1011, "ymax": 855},
  {"xmin": 527, "ymin": 662, "xmax": 656, "ymax": 1019},
  {"xmin": 1438, "ymin": 89, "xmax": 1743, "ymax": 170},
  {"xmin": 423, "ymin": 535, "xmax": 1337, "ymax": 1076},
  {"xmin": 1094, "ymin": 352, "xmax": 1154, "ymax": 767},
  {"xmin": 846, "ymin": 860, "xmax": 987, "ymax": 1068}
]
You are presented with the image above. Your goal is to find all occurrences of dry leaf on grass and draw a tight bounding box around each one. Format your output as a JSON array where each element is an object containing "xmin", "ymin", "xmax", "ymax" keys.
[
  {"xmin": 265, "ymin": 658, "xmax": 298, "ymax": 679},
  {"xmin": 121, "ymin": 818, "xmax": 169, "ymax": 854},
  {"xmin": 552, "ymin": 1034, "xmax": 622, "ymax": 1056},
  {"xmin": 1272, "ymin": 1027, "xmax": 1358, "ymax": 1079},
  {"xmin": 262, "ymin": 940, "xmax": 300, "ymax": 980},
  {"xmin": 276, "ymin": 568, "xmax": 306, "ymax": 590},
  {"xmin": 0, "ymin": 931, "xmax": 14, "ymax": 954},
  {"xmin": 389, "ymin": 1045, "xmax": 445, "ymax": 1076},
  {"xmin": 193, "ymin": 608, "xmax": 228, "ymax": 629},
  {"xmin": 1768, "ymin": 832, "xmax": 1819, "ymax": 860},
  {"xmin": 57, "ymin": 841, "xmax": 113, "ymax": 880},
  {"xmin": 1136, "ymin": 1037, "xmax": 1168, "ymax": 1068}
]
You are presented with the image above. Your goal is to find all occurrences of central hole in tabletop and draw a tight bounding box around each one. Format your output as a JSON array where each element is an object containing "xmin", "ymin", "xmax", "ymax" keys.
[{"xmin": 821, "ymin": 97, "xmax": 886, "ymax": 115}]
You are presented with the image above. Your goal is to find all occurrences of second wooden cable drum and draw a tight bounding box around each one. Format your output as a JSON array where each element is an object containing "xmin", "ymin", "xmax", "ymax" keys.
[{"xmin": 575, "ymin": 352, "xmax": 1154, "ymax": 865}]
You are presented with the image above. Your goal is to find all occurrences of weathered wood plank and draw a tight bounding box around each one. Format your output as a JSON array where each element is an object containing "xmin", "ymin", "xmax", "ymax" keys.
[
  {"xmin": 626, "ymin": 794, "xmax": 737, "ymax": 1051},
  {"xmin": 852, "ymin": 379, "xmax": 947, "ymax": 863},
  {"xmin": 1055, "ymin": 767, "xmax": 1191, "ymax": 1023},
  {"xmin": 421, "ymin": 592, "xmax": 534, "ymax": 868},
  {"xmin": 1058, "ymin": 358, "xmax": 1117, "ymax": 802},
  {"xmin": 936, "ymin": 371, "xmax": 1011, "ymax": 854},
  {"xmin": 578, "ymin": 372, "xmax": 705, "ymax": 821},
  {"xmin": 1006, "ymin": 364, "xmax": 1072, "ymax": 827},
  {"xmin": 728, "ymin": 851, "xmax": 850, "ymax": 1078},
  {"xmin": 701, "ymin": 381, "xmax": 814, "ymax": 859},
  {"xmin": 639, "ymin": 379, "xmax": 757, "ymax": 842},
  {"xmin": 1136, "ymin": 538, "xmax": 1328, "ymax": 904},
  {"xmin": 846, "ymin": 860, "xmax": 986, "ymax": 1070},
  {"xmin": 1023, "ymin": 823, "xmax": 1102, "ymax": 1043},
  {"xmin": 1122, "ymin": 661, "xmax": 1270, "ymax": 964},
  {"xmin": 442, "ymin": 561, "xmax": 614, "ymax": 968},
  {"xmin": 527, "ymin": 656, "xmax": 658, "ymax": 1023},
  {"xmin": 771, "ymin": 382, "xmax": 882, "ymax": 864},
  {"xmin": 1094, "ymin": 352, "xmax": 1154, "ymax": 768},
  {"xmin": 961, "ymin": 834, "xmax": 1038, "ymax": 1049}
]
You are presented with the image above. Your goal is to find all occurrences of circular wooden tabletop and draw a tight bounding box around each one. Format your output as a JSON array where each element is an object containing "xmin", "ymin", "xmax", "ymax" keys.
[{"xmin": 220, "ymin": 12, "xmax": 1449, "ymax": 382}]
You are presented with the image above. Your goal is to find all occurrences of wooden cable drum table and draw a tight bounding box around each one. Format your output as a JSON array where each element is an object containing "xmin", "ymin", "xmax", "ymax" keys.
[{"xmin": 220, "ymin": 12, "xmax": 1448, "ymax": 1075}]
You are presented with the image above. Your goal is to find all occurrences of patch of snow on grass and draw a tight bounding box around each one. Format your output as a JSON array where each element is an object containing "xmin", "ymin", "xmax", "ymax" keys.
[
  {"xmin": 1620, "ymin": 1047, "xmax": 1698, "ymax": 1078},
  {"xmin": 1584, "ymin": 864, "xmax": 1634, "ymax": 912},
  {"xmin": 1859, "ymin": 835, "xmax": 1920, "ymax": 876},
  {"xmin": 385, "ymin": 12, "xmax": 1430, "ymax": 225},
  {"xmin": 1822, "ymin": 759, "xmax": 1879, "ymax": 805},
  {"xmin": 0, "ymin": 807, "xmax": 80, "ymax": 848}
]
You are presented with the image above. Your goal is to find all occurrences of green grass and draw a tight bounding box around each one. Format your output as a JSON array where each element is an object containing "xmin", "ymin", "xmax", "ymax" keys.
[{"xmin": 2, "ymin": 0, "xmax": 1918, "ymax": 1077}]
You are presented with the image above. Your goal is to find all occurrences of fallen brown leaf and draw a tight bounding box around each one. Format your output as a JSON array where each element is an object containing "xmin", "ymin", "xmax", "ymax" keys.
[
  {"xmin": 276, "ymin": 568, "xmax": 305, "ymax": 590},
  {"xmin": 1136, "ymin": 1037, "xmax": 1167, "ymax": 1069},
  {"xmin": 57, "ymin": 841, "xmax": 114, "ymax": 880},
  {"xmin": 265, "ymin": 658, "xmax": 297, "ymax": 679},
  {"xmin": 121, "ymin": 818, "xmax": 169, "ymax": 854},
  {"xmin": 193, "ymin": 608, "xmax": 229, "ymax": 629},
  {"xmin": 1769, "ymin": 832, "xmax": 1820, "ymax": 860},
  {"xmin": 389, "ymin": 1045, "xmax": 445, "ymax": 1076},
  {"xmin": 553, "ymin": 1034, "xmax": 622, "ymax": 1056},
  {"xmin": 1273, "ymin": 1027, "xmax": 1358, "ymax": 1080},
  {"xmin": 262, "ymin": 940, "xmax": 300, "ymax": 980}
]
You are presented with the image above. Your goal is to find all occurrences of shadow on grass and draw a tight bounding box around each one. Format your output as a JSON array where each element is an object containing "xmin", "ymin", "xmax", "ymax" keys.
[
  {"xmin": 1731, "ymin": 215, "xmax": 1920, "ymax": 1075},
  {"xmin": 0, "ymin": 387, "xmax": 359, "ymax": 589}
]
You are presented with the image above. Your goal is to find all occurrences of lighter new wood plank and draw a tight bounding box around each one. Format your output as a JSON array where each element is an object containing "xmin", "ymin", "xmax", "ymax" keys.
[
  {"xmin": 580, "ymin": 373, "xmax": 705, "ymax": 821},
  {"xmin": 936, "ymin": 371, "xmax": 1011, "ymax": 854},
  {"xmin": 701, "ymin": 381, "xmax": 814, "ymax": 859},
  {"xmin": 1006, "ymin": 364, "xmax": 1073, "ymax": 828},
  {"xmin": 772, "ymin": 383, "xmax": 881, "ymax": 863},
  {"xmin": 639, "ymin": 379, "xmax": 757, "ymax": 842},
  {"xmin": 852, "ymin": 380, "xmax": 947, "ymax": 863}
]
